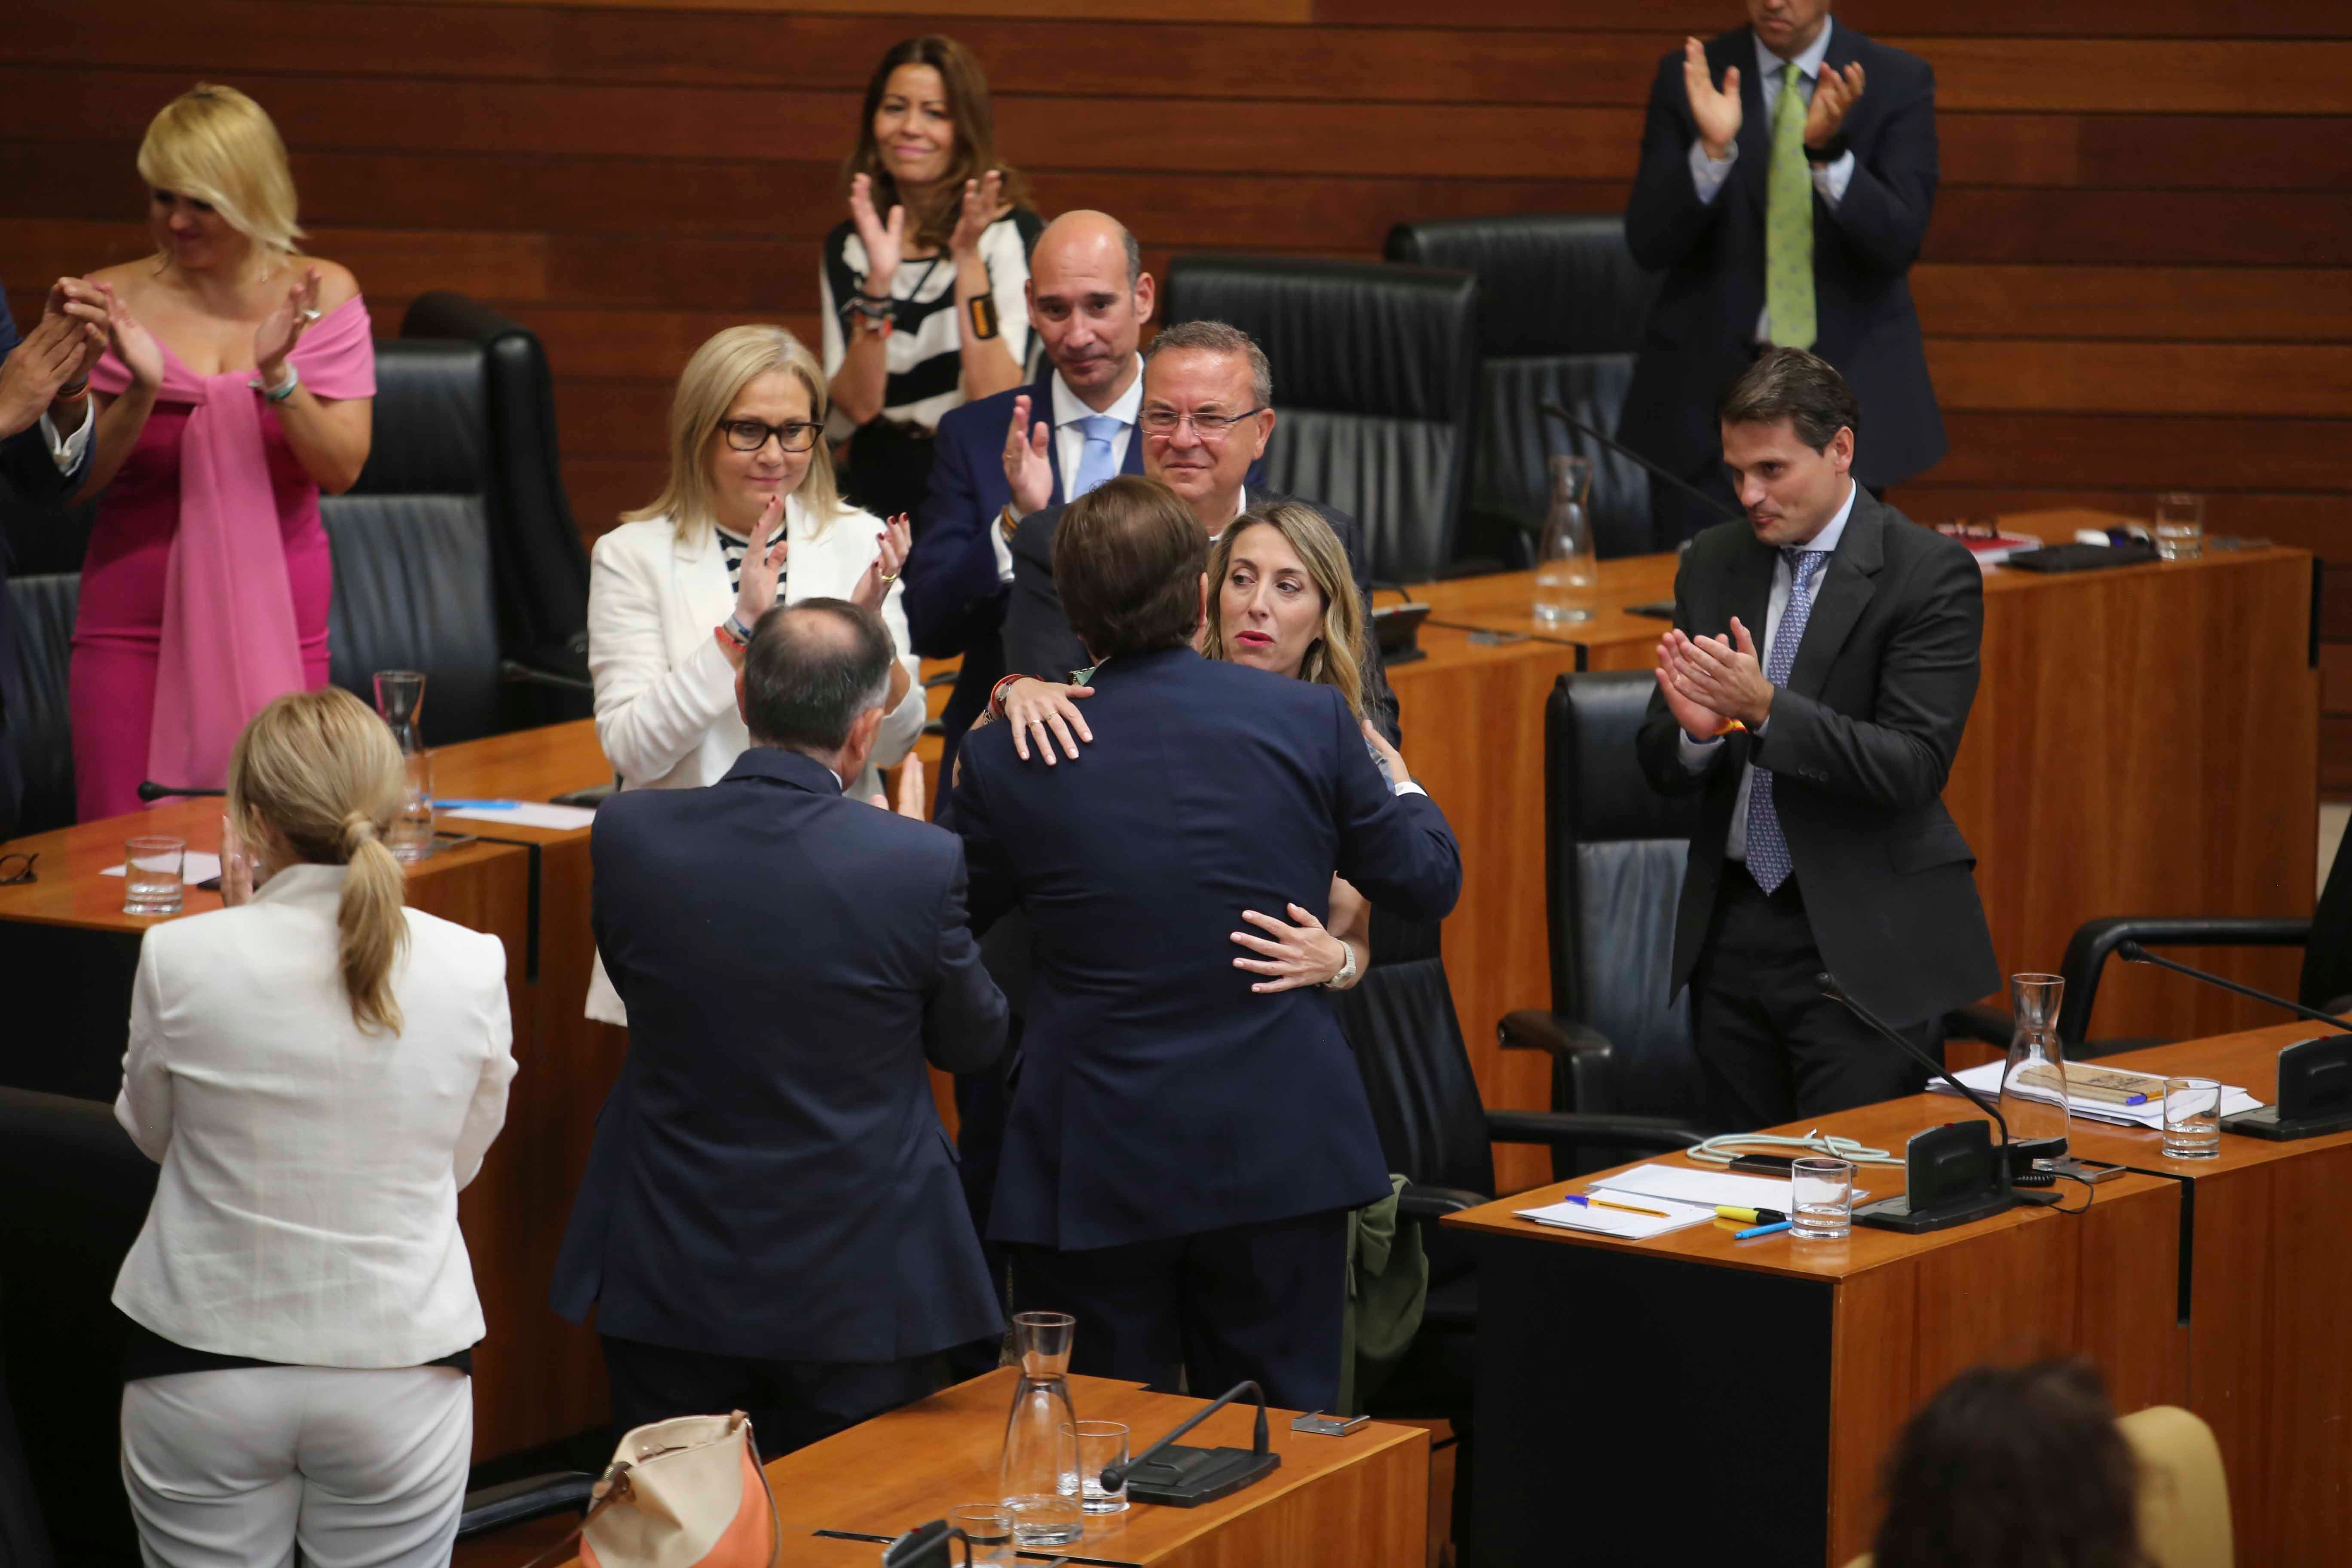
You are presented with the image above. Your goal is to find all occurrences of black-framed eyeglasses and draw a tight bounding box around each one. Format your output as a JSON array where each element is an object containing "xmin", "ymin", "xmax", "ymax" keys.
[
  {"xmin": 719, "ymin": 418, "xmax": 821, "ymax": 454},
  {"xmin": 0, "ymin": 851, "xmax": 35, "ymax": 886},
  {"xmin": 1139, "ymin": 406, "xmax": 1268, "ymax": 441}
]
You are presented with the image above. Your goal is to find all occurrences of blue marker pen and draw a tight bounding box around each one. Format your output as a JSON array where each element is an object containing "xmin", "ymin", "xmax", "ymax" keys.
[{"xmin": 1734, "ymin": 1220, "xmax": 1793, "ymax": 1240}]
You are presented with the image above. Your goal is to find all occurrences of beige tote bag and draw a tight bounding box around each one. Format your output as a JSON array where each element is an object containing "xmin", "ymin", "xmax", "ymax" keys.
[{"xmin": 527, "ymin": 1411, "xmax": 781, "ymax": 1568}]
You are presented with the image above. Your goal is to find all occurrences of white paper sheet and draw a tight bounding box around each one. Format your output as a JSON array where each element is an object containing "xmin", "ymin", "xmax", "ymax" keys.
[
  {"xmin": 1588, "ymin": 1163, "xmax": 1797, "ymax": 1212},
  {"xmin": 436, "ymin": 801, "xmax": 599, "ymax": 832},
  {"xmin": 1512, "ymin": 1193, "xmax": 1718, "ymax": 1240},
  {"xmin": 101, "ymin": 852, "xmax": 224, "ymax": 883},
  {"xmin": 1931, "ymin": 1059, "xmax": 2263, "ymax": 1127}
]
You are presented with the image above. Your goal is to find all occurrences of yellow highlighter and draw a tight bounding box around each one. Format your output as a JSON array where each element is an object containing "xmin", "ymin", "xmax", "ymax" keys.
[{"xmin": 1715, "ymin": 1205, "xmax": 1789, "ymax": 1225}]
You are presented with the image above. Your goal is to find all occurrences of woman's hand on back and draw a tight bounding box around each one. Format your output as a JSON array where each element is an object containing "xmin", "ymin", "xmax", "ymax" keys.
[
  {"xmin": 1001, "ymin": 678, "xmax": 1094, "ymax": 764},
  {"xmin": 1362, "ymin": 718, "xmax": 1409, "ymax": 788},
  {"xmin": 1230, "ymin": 903, "xmax": 1349, "ymax": 992}
]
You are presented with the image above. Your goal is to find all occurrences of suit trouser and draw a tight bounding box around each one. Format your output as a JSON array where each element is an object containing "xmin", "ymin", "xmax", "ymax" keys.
[
  {"xmin": 119, "ymin": 1366, "xmax": 471, "ymax": 1568},
  {"xmin": 1689, "ymin": 860, "xmax": 1933, "ymax": 1132},
  {"xmin": 601, "ymin": 1335, "xmax": 945, "ymax": 1460},
  {"xmin": 1008, "ymin": 1210, "xmax": 1350, "ymax": 1415}
]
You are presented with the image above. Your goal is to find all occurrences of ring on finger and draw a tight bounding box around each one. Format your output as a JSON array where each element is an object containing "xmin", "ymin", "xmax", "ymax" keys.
[{"xmin": 300, "ymin": 308, "xmax": 322, "ymax": 324}]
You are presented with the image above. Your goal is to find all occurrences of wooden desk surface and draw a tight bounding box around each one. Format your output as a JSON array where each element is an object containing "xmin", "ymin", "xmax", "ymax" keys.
[
  {"xmin": 2054, "ymin": 1023, "xmax": 2352, "ymax": 1176},
  {"xmin": 430, "ymin": 717, "xmax": 610, "ymax": 835}
]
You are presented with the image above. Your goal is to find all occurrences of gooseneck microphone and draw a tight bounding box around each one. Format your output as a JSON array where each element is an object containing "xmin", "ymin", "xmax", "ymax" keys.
[
  {"xmin": 1098, "ymin": 1381, "xmax": 1279, "ymax": 1506},
  {"xmin": 1540, "ymin": 401, "xmax": 1746, "ymax": 524},
  {"xmin": 2115, "ymin": 941, "xmax": 2351, "ymax": 1031},
  {"xmin": 1817, "ymin": 972, "xmax": 2016, "ymax": 1151},
  {"xmin": 138, "ymin": 781, "xmax": 227, "ymax": 802}
]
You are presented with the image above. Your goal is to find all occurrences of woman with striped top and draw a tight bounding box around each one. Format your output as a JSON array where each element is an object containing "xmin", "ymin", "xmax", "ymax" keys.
[
  {"xmin": 822, "ymin": 35, "xmax": 1044, "ymax": 523},
  {"xmin": 582, "ymin": 324, "xmax": 922, "ymax": 1025}
]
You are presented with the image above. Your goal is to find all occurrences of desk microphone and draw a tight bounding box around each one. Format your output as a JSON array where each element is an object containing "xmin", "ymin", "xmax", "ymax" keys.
[
  {"xmin": 1099, "ymin": 1381, "xmax": 1279, "ymax": 1507},
  {"xmin": 138, "ymin": 781, "xmax": 227, "ymax": 801},
  {"xmin": 2113, "ymin": 941, "xmax": 2352, "ymax": 1140},
  {"xmin": 499, "ymin": 658, "xmax": 596, "ymax": 694},
  {"xmin": 1539, "ymin": 402, "xmax": 1746, "ymax": 524},
  {"xmin": 2114, "ymin": 941, "xmax": 2351, "ymax": 1032}
]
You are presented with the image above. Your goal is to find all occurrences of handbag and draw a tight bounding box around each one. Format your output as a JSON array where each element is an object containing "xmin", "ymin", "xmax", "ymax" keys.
[{"xmin": 524, "ymin": 1411, "xmax": 782, "ymax": 1568}]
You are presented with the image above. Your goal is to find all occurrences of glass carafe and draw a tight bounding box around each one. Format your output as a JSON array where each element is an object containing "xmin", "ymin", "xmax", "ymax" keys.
[
  {"xmin": 999, "ymin": 1311, "xmax": 1083, "ymax": 1546},
  {"xmin": 371, "ymin": 670, "xmax": 435, "ymax": 863},
  {"xmin": 1533, "ymin": 453, "xmax": 1598, "ymax": 625},
  {"xmin": 1998, "ymin": 972, "xmax": 2071, "ymax": 1161}
]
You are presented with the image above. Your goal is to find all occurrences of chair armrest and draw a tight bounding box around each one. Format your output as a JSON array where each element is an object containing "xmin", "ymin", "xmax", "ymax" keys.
[
  {"xmin": 1498, "ymin": 1009, "xmax": 1612, "ymax": 1059},
  {"xmin": 457, "ymin": 1471, "xmax": 598, "ymax": 1542},
  {"xmin": 499, "ymin": 657, "xmax": 595, "ymax": 694},
  {"xmin": 1942, "ymin": 1003, "xmax": 2011, "ymax": 1046},
  {"xmin": 1398, "ymin": 1183, "xmax": 1493, "ymax": 1221},
  {"xmin": 1484, "ymin": 1109, "xmax": 1706, "ymax": 1155},
  {"xmin": 2058, "ymin": 916, "xmax": 2312, "ymax": 1047}
]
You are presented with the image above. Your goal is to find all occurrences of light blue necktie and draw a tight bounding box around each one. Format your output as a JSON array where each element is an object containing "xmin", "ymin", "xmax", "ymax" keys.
[
  {"xmin": 1069, "ymin": 414, "xmax": 1122, "ymax": 499},
  {"xmin": 1743, "ymin": 548, "xmax": 1828, "ymax": 895}
]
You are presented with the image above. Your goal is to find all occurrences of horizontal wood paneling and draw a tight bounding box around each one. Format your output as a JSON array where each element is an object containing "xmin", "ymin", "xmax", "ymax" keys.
[
  {"xmin": 1924, "ymin": 415, "xmax": 2352, "ymax": 491},
  {"xmin": 1927, "ymin": 341, "xmax": 2352, "ymax": 417},
  {"xmin": 1317, "ymin": 0, "xmax": 2352, "ymax": 35},
  {"xmin": 1914, "ymin": 266, "xmax": 2352, "ymax": 343}
]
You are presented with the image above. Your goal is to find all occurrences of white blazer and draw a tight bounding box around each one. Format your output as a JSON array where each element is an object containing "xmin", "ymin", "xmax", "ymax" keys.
[
  {"xmin": 583, "ymin": 494, "xmax": 926, "ymax": 1023},
  {"xmin": 113, "ymin": 863, "xmax": 516, "ymax": 1369}
]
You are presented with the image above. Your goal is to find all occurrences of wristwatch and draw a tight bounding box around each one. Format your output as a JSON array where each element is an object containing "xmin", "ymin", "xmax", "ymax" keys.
[
  {"xmin": 1804, "ymin": 133, "xmax": 1848, "ymax": 165},
  {"xmin": 1324, "ymin": 945, "xmax": 1359, "ymax": 991}
]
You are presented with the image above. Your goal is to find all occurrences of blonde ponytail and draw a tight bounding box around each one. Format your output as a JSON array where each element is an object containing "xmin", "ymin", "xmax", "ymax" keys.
[{"xmin": 226, "ymin": 689, "xmax": 411, "ymax": 1035}]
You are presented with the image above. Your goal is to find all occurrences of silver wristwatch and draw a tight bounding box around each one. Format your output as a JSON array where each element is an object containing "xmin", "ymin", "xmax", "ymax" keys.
[{"xmin": 1324, "ymin": 945, "xmax": 1359, "ymax": 990}]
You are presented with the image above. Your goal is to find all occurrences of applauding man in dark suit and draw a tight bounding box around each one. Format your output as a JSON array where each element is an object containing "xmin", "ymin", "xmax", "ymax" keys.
[
  {"xmin": 553, "ymin": 598, "xmax": 1007, "ymax": 1454},
  {"xmin": 1637, "ymin": 349, "xmax": 1995, "ymax": 1131},
  {"xmin": 946, "ymin": 476, "xmax": 1459, "ymax": 1413},
  {"xmin": 1620, "ymin": 1, "xmax": 1943, "ymax": 546}
]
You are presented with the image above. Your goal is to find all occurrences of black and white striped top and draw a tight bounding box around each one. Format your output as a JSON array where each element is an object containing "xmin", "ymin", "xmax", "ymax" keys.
[
  {"xmin": 818, "ymin": 208, "xmax": 1045, "ymax": 443},
  {"xmin": 716, "ymin": 525, "xmax": 787, "ymax": 601}
]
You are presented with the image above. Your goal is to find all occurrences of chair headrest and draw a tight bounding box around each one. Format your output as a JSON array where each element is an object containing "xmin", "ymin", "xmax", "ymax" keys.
[
  {"xmin": 350, "ymin": 340, "xmax": 489, "ymax": 496},
  {"xmin": 1384, "ymin": 214, "xmax": 1657, "ymax": 358},
  {"xmin": 1550, "ymin": 671, "xmax": 1703, "ymax": 843},
  {"xmin": 1161, "ymin": 254, "xmax": 1478, "ymax": 422}
]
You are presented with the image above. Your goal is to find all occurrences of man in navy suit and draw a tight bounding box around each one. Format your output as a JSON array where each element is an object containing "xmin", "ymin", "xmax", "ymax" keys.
[
  {"xmin": 0, "ymin": 277, "xmax": 107, "ymax": 840},
  {"xmin": 997, "ymin": 319, "xmax": 1399, "ymax": 744},
  {"xmin": 945, "ymin": 476, "xmax": 1461, "ymax": 1413},
  {"xmin": 552, "ymin": 598, "xmax": 1008, "ymax": 1454},
  {"xmin": 1618, "ymin": 1, "xmax": 1943, "ymax": 546},
  {"xmin": 906, "ymin": 210, "xmax": 1158, "ymax": 796}
]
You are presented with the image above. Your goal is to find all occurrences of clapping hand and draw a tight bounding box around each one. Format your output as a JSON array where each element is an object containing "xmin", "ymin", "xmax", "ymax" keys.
[
  {"xmin": 870, "ymin": 753, "xmax": 927, "ymax": 818},
  {"xmin": 948, "ymin": 169, "xmax": 1006, "ymax": 260},
  {"xmin": 220, "ymin": 815, "xmax": 257, "ymax": 907},
  {"xmin": 734, "ymin": 492, "xmax": 788, "ymax": 629},
  {"xmin": 848, "ymin": 173, "xmax": 906, "ymax": 290},
  {"xmin": 43, "ymin": 276, "xmax": 110, "ymax": 386},
  {"xmin": 93, "ymin": 282, "xmax": 163, "ymax": 392},
  {"xmin": 1683, "ymin": 37, "xmax": 1742, "ymax": 159},
  {"xmin": 254, "ymin": 266, "xmax": 325, "ymax": 380},
  {"xmin": 0, "ymin": 310, "xmax": 84, "ymax": 439},
  {"xmin": 1657, "ymin": 622, "xmax": 1775, "ymax": 734},
  {"xmin": 1002, "ymin": 393, "xmax": 1054, "ymax": 517},
  {"xmin": 850, "ymin": 514, "xmax": 913, "ymax": 614},
  {"xmin": 1804, "ymin": 61, "xmax": 1865, "ymax": 147}
]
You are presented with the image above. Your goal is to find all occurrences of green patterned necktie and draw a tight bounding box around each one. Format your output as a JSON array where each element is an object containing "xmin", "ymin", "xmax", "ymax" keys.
[{"xmin": 1765, "ymin": 62, "xmax": 1817, "ymax": 349}]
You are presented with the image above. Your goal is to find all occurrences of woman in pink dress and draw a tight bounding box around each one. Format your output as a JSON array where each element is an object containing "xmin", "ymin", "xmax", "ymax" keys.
[{"xmin": 72, "ymin": 83, "xmax": 375, "ymax": 821}]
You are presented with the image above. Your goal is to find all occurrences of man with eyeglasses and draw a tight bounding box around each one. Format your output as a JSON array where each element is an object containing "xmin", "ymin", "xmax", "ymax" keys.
[{"xmin": 997, "ymin": 319, "xmax": 1398, "ymax": 742}]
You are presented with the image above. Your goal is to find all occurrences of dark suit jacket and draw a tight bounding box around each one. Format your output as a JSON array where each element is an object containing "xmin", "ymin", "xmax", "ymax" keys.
[
  {"xmin": 944, "ymin": 646, "xmax": 1461, "ymax": 1250},
  {"xmin": 1003, "ymin": 490, "xmax": 1402, "ymax": 744},
  {"xmin": 0, "ymin": 286, "xmax": 93, "ymax": 841},
  {"xmin": 1619, "ymin": 25, "xmax": 1945, "ymax": 496},
  {"xmin": 1635, "ymin": 489, "xmax": 1997, "ymax": 1026},
  {"xmin": 909, "ymin": 371, "xmax": 1149, "ymax": 800},
  {"xmin": 551, "ymin": 747, "xmax": 1008, "ymax": 1360}
]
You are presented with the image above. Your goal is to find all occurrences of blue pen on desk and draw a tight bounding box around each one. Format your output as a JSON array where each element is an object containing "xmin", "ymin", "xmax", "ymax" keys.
[
  {"xmin": 432, "ymin": 799, "xmax": 517, "ymax": 810},
  {"xmin": 1734, "ymin": 1220, "xmax": 1793, "ymax": 1240}
]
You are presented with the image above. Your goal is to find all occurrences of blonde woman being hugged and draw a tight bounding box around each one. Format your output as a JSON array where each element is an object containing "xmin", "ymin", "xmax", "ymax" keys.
[
  {"xmin": 586, "ymin": 324, "xmax": 922, "ymax": 1023},
  {"xmin": 113, "ymin": 688, "xmax": 515, "ymax": 1568}
]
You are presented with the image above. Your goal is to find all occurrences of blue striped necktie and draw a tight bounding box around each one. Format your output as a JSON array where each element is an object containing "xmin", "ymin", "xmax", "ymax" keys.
[{"xmin": 1743, "ymin": 548, "xmax": 1828, "ymax": 895}]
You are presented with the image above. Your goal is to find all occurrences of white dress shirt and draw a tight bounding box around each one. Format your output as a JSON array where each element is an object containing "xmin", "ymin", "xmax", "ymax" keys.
[
  {"xmin": 40, "ymin": 398, "xmax": 93, "ymax": 473},
  {"xmin": 989, "ymin": 356, "xmax": 1146, "ymax": 585},
  {"xmin": 113, "ymin": 863, "xmax": 516, "ymax": 1369},
  {"xmin": 1685, "ymin": 18, "xmax": 1859, "ymax": 344},
  {"xmin": 1678, "ymin": 479, "xmax": 1856, "ymax": 860}
]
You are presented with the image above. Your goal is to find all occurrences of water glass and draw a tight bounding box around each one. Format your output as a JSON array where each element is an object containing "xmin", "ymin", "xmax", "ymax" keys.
[
  {"xmin": 123, "ymin": 836, "xmax": 186, "ymax": 916},
  {"xmin": 1790, "ymin": 1156, "xmax": 1855, "ymax": 1240},
  {"xmin": 2153, "ymin": 492, "xmax": 2205, "ymax": 560},
  {"xmin": 1004, "ymin": 1494, "xmax": 1084, "ymax": 1547},
  {"xmin": 2163, "ymin": 1077, "xmax": 2223, "ymax": 1160},
  {"xmin": 1061, "ymin": 1421, "xmax": 1130, "ymax": 1514},
  {"xmin": 947, "ymin": 1505, "xmax": 1016, "ymax": 1567},
  {"xmin": 389, "ymin": 751, "xmax": 435, "ymax": 864}
]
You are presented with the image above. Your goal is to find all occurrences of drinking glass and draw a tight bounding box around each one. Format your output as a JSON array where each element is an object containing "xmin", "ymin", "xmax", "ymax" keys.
[
  {"xmin": 1790, "ymin": 1156, "xmax": 1855, "ymax": 1240},
  {"xmin": 123, "ymin": 836, "xmax": 186, "ymax": 916},
  {"xmin": 2153, "ymin": 492, "xmax": 2205, "ymax": 561},
  {"xmin": 1060, "ymin": 1421, "xmax": 1130, "ymax": 1514},
  {"xmin": 1534, "ymin": 454, "xmax": 1598, "ymax": 625},
  {"xmin": 947, "ymin": 1505, "xmax": 1016, "ymax": 1567},
  {"xmin": 2163, "ymin": 1077, "xmax": 2223, "ymax": 1160},
  {"xmin": 373, "ymin": 670, "xmax": 435, "ymax": 863}
]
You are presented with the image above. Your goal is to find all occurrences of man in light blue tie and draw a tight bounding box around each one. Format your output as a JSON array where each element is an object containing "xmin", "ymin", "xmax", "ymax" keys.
[
  {"xmin": 1636, "ymin": 348, "xmax": 1995, "ymax": 1131},
  {"xmin": 905, "ymin": 210, "xmax": 1158, "ymax": 798}
]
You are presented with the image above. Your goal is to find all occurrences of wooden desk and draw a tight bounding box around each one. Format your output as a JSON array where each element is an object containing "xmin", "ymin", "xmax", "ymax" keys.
[
  {"xmin": 728, "ymin": 1370, "xmax": 1427, "ymax": 1568},
  {"xmin": 1445, "ymin": 1097, "xmax": 2186, "ymax": 1567}
]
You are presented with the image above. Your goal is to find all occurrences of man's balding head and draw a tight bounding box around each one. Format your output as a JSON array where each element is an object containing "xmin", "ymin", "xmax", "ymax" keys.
[
  {"xmin": 1026, "ymin": 210, "xmax": 1155, "ymax": 403},
  {"xmin": 739, "ymin": 598, "xmax": 894, "ymax": 760}
]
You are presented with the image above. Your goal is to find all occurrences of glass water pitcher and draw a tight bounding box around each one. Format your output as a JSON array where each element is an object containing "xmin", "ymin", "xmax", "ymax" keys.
[{"xmin": 371, "ymin": 669, "xmax": 435, "ymax": 863}]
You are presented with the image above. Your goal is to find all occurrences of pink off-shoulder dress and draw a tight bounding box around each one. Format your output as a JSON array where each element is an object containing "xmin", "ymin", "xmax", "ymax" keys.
[{"xmin": 70, "ymin": 294, "xmax": 375, "ymax": 821}]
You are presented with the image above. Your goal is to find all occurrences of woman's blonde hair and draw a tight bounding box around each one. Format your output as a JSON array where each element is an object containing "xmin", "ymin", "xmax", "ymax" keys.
[
  {"xmin": 226, "ymin": 688, "xmax": 410, "ymax": 1035},
  {"xmin": 1203, "ymin": 501, "xmax": 1367, "ymax": 718},
  {"xmin": 624, "ymin": 325, "xmax": 846, "ymax": 543},
  {"xmin": 137, "ymin": 83, "xmax": 305, "ymax": 257}
]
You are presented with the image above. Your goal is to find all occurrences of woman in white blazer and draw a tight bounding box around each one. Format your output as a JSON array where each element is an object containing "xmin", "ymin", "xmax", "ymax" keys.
[
  {"xmin": 586, "ymin": 323, "xmax": 922, "ymax": 1023},
  {"xmin": 113, "ymin": 687, "xmax": 516, "ymax": 1568}
]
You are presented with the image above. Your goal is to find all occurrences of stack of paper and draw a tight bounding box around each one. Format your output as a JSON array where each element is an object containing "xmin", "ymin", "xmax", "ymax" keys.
[
  {"xmin": 1512, "ymin": 1192, "xmax": 1717, "ymax": 1241},
  {"xmin": 1929, "ymin": 1060, "xmax": 2264, "ymax": 1129},
  {"xmin": 434, "ymin": 800, "xmax": 600, "ymax": 831}
]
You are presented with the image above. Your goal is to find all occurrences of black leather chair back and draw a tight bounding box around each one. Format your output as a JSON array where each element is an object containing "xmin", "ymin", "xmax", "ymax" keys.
[
  {"xmin": 322, "ymin": 340, "xmax": 504, "ymax": 747},
  {"xmin": 2303, "ymin": 825, "xmax": 2352, "ymax": 1012},
  {"xmin": 1384, "ymin": 215, "xmax": 1660, "ymax": 561},
  {"xmin": 0, "ymin": 1088, "xmax": 158, "ymax": 1565},
  {"xmin": 1161, "ymin": 254, "xmax": 1479, "ymax": 584},
  {"xmin": 1548, "ymin": 672, "xmax": 1707, "ymax": 1119},
  {"xmin": 4, "ymin": 573, "xmax": 77, "ymax": 837}
]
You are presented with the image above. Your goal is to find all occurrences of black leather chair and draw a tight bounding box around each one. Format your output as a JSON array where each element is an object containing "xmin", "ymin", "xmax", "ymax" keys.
[
  {"xmin": 1159, "ymin": 254, "xmax": 1479, "ymax": 584},
  {"xmin": 1499, "ymin": 671, "xmax": 1711, "ymax": 1125},
  {"xmin": 0, "ymin": 1088, "xmax": 592, "ymax": 1567},
  {"xmin": 4, "ymin": 573, "xmax": 76, "ymax": 837},
  {"xmin": 1335, "ymin": 951, "xmax": 1701, "ymax": 1561},
  {"xmin": 1384, "ymin": 215, "xmax": 1662, "ymax": 565}
]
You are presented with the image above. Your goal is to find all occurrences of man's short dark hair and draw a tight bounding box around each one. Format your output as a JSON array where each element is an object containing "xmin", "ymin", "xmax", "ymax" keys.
[
  {"xmin": 1720, "ymin": 346, "xmax": 1862, "ymax": 453},
  {"xmin": 1053, "ymin": 475, "xmax": 1207, "ymax": 659},
  {"xmin": 741, "ymin": 599, "xmax": 894, "ymax": 753}
]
